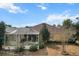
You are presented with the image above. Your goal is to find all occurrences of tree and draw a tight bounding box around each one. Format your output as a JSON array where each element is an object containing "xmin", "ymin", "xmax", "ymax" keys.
[
  {"xmin": 74, "ymin": 21, "xmax": 79, "ymax": 31},
  {"xmin": 76, "ymin": 17, "xmax": 79, "ymax": 20},
  {"xmin": 63, "ymin": 19, "xmax": 72, "ymax": 29},
  {"xmin": 0, "ymin": 21, "xmax": 6, "ymax": 49},
  {"xmin": 39, "ymin": 23, "xmax": 50, "ymax": 44},
  {"xmin": 57, "ymin": 24, "xmax": 62, "ymax": 28},
  {"xmin": 74, "ymin": 17, "xmax": 79, "ymax": 40},
  {"xmin": 53, "ymin": 24, "xmax": 56, "ymax": 27},
  {"xmin": 62, "ymin": 19, "xmax": 73, "ymax": 55},
  {"xmin": 6, "ymin": 24, "xmax": 12, "ymax": 27}
]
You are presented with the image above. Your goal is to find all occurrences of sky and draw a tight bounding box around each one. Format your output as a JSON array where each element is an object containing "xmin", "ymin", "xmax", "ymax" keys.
[{"xmin": 0, "ymin": 3, "xmax": 79, "ymax": 27}]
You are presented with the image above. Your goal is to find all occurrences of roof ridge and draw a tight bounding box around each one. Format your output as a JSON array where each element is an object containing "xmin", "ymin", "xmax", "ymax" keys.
[{"xmin": 9, "ymin": 29, "xmax": 17, "ymax": 34}]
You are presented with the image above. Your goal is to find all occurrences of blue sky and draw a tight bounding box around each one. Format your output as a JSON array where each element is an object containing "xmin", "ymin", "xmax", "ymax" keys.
[{"xmin": 0, "ymin": 3, "xmax": 79, "ymax": 27}]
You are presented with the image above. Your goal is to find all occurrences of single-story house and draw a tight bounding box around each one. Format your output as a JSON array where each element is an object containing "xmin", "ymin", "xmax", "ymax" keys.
[{"xmin": 2, "ymin": 27, "xmax": 39, "ymax": 50}]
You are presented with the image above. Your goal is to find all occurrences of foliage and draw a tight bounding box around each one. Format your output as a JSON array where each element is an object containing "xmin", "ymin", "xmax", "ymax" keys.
[
  {"xmin": 39, "ymin": 23, "xmax": 50, "ymax": 43},
  {"xmin": 29, "ymin": 45, "xmax": 38, "ymax": 52},
  {"xmin": 76, "ymin": 17, "xmax": 79, "ymax": 20},
  {"xmin": 15, "ymin": 47, "xmax": 24, "ymax": 52},
  {"xmin": 39, "ymin": 43, "xmax": 45, "ymax": 49},
  {"xmin": 75, "ymin": 31, "xmax": 79, "ymax": 38},
  {"xmin": 68, "ymin": 38, "xmax": 76, "ymax": 43},
  {"xmin": 6, "ymin": 24, "xmax": 12, "ymax": 27},
  {"xmin": 20, "ymin": 38, "xmax": 26, "ymax": 43},
  {"xmin": 74, "ymin": 21, "xmax": 79, "ymax": 31},
  {"xmin": 73, "ymin": 21, "xmax": 79, "ymax": 40},
  {"xmin": 0, "ymin": 21, "xmax": 6, "ymax": 49},
  {"xmin": 63, "ymin": 19, "xmax": 72, "ymax": 29}
]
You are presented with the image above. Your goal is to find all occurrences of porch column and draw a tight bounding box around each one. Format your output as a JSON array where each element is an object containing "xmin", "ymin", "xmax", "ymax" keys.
[
  {"xmin": 19, "ymin": 34, "xmax": 21, "ymax": 48},
  {"xmin": 16, "ymin": 34, "xmax": 18, "ymax": 48},
  {"xmin": 16, "ymin": 34, "xmax": 20, "ymax": 48},
  {"xmin": 31, "ymin": 35, "xmax": 33, "ymax": 42},
  {"xmin": 4, "ymin": 34, "xmax": 6, "ymax": 46},
  {"xmin": 37, "ymin": 34, "xmax": 39, "ymax": 49},
  {"xmin": 18, "ymin": 34, "xmax": 21, "ymax": 48}
]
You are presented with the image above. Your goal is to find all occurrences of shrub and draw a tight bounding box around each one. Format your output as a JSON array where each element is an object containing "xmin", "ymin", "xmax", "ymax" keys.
[
  {"xmin": 15, "ymin": 47, "xmax": 24, "ymax": 52},
  {"xmin": 39, "ymin": 43, "xmax": 45, "ymax": 49},
  {"xmin": 47, "ymin": 40, "xmax": 53, "ymax": 43},
  {"xmin": 29, "ymin": 45, "xmax": 38, "ymax": 52},
  {"xmin": 68, "ymin": 38, "xmax": 76, "ymax": 43}
]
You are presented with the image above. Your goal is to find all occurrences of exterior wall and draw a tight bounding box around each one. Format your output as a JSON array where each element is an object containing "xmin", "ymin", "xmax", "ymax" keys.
[
  {"xmin": 50, "ymin": 29, "xmax": 76, "ymax": 42},
  {"xmin": 51, "ymin": 32, "xmax": 65, "ymax": 42}
]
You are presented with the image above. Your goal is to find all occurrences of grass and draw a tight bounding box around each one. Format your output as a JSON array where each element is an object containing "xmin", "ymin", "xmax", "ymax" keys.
[
  {"xmin": 0, "ymin": 42, "xmax": 79, "ymax": 56},
  {"xmin": 46, "ymin": 42, "xmax": 79, "ymax": 56}
]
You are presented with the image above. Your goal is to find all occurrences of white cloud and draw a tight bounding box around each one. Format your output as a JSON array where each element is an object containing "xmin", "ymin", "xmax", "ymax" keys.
[
  {"xmin": 62, "ymin": 10, "xmax": 71, "ymax": 16},
  {"xmin": 37, "ymin": 4, "xmax": 47, "ymax": 10},
  {"xmin": 66, "ymin": 3, "xmax": 75, "ymax": 5},
  {"xmin": 43, "ymin": 10, "xmax": 79, "ymax": 25},
  {"xmin": 13, "ymin": 23, "xmax": 37, "ymax": 27},
  {"xmin": 0, "ymin": 3, "xmax": 28, "ymax": 14}
]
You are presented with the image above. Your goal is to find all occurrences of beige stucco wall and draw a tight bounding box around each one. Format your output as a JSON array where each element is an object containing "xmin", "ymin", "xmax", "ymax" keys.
[
  {"xmin": 50, "ymin": 32, "xmax": 66, "ymax": 42},
  {"xmin": 50, "ymin": 29, "xmax": 76, "ymax": 42}
]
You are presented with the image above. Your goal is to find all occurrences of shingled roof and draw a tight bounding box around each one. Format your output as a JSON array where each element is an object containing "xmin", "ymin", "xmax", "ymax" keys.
[
  {"xmin": 6, "ymin": 27, "xmax": 39, "ymax": 35},
  {"xmin": 31, "ymin": 23, "xmax": 63, "ymax": 34}
]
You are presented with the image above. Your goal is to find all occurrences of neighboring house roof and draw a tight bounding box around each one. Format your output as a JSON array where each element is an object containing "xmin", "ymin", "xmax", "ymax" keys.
[
  {"xmin": 32, "ymin": 23, "xmax": 63, "ymax": 34},
  {"xmin": 6, "ymin": 27, "xmax": 39, "ymax": 35}
]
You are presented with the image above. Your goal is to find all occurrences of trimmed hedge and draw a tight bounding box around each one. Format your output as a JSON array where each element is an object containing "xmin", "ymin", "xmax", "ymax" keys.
[
  {"xmin": 29, "ymin": 45, "xmax": 38, "ymax": 52},
  {"xmin": 68, "ymin": 38, "xmax": 76, "ymax": 43},
  {"xmin": 15, "ymin": 47, "xmax": 24, "ymax": 52}
]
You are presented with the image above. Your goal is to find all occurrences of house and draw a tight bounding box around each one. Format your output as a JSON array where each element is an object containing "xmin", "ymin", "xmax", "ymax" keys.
[
  {"xmin": 3, "ymin": 26, "xmax": 39, "ymax": 50},
  {"xmin": 2, "ymin": 23, "xmax": 76, "ymax": 50}
]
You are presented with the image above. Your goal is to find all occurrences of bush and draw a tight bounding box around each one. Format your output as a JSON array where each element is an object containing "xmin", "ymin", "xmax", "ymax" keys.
[
  {"xmin": 15, "ymin": 47, "xmax": 24, "ymax": 52},
  {"xmin": 39, "ymin": 43, "xmax": 45, "ymax": 49},
  {"xmin": 47, "ymin": 40, "xmax": 53, "ymax": 43},
  {"xmin": 29, "ymin": 45, "xmax": 38, "ymax": 52},
  {"xmin": 68, "ymin": 38, "xmax": 76, "ymax": 43}
]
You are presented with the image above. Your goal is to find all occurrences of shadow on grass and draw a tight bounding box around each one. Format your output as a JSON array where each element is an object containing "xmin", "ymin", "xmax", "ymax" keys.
[
  {"xmin": 46, "ymin": 41, "xmax": 78, "ymax": 50},
  {"xmin": 46, "ymin": 41, "xmax": 60, "ymax": 50}
]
